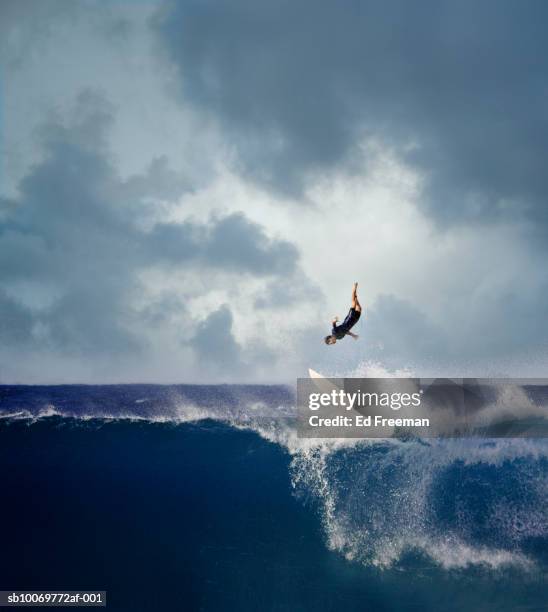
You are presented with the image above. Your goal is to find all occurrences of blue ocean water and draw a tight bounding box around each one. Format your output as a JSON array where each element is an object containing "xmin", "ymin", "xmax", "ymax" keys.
[{"xmin": 0, "ymin": 384, "xmax": 546, "ymax": 611}]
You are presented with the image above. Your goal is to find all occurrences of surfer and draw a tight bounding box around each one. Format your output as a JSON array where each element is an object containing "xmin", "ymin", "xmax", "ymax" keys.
[{"xmin": 324, "ymin": 282, "xmax": 362, "ymax": 345}]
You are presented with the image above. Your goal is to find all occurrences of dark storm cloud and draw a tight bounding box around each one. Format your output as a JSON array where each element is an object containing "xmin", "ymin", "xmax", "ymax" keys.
[
  {"xmin": 0, "ymin": 93, "xmax": 300, "ymax": 357},
  {"xmin": 148, "ymin": 213, "xmax": 298, "ymax": 274},
  {"xmin": 189, "ymin": 305, "xmax": 244, "ymax": 374},
  {"xmin": 123, "ymin": 156, "xmax": 191, "ymax": 202},
  {"xmin": 155, "ymin": 0, "xmax": 548, "ymax": 225},
  {"xmin": 188, "ymin": 304, "xmax": 279, "ymax": 377}
]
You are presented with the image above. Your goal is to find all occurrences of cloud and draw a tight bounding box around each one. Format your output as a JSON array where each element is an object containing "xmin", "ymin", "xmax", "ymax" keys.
[
  {"xmin": 123, "ymin": 156, "xmax": 191, "ymax": 203},
  {"xmin": 1, "ymin": 0, "xmax": 78, "ymax": 67},
  {"xmin": 148, "ymin": 213, "xmax": 298, "ymax": 274},
  {"xmin": 188, "ymin": 305, "xmax": 244, "ymax": 376},
  {"xmin": 0, "ymin": 290, "xmax": 34, "ymax": 345},
  {"xmin": 154, "ymin": 0, "xmax": 548, "ymax": 228},
  {"xmin": 0, "ymin": 92, "xmax": 303, "ymax": 379},
  {"xmin": 357, "ymin": 285, "xmax": 548, "ymax": 373},
  {"xmin": 1, "ymin": 0, "xmax": 134, "ymax": 69},
  {"xmin": 4, "ymin": 2, "xmax": 548, "ymax": 382},
  {"xmin": 254, "ymin": 275, "xmax": 322, "ymax": 310},
  {"xmin": 363, "ymin": 294, "xmax": 446, "ymax": 367}
]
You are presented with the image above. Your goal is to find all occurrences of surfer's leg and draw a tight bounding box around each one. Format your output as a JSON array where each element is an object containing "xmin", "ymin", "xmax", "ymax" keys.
[{"xmin": 351, "ymin": 282, "xmax": 361, "ymax": 312}]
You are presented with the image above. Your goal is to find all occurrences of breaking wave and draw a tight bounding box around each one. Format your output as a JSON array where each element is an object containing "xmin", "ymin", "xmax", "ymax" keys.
[{"xmin": 1, "ymin": 373, "xmax": 546, "ymax": 573}]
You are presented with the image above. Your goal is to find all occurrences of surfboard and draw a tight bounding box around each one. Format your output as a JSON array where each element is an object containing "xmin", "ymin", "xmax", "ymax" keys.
[
  {"xmin": 308, "ymin": 368, "xmax": 324, "ymax": 378},
  {"xmin": 308, "ymin": 368, "xmax": 344, "ymax": 395}
]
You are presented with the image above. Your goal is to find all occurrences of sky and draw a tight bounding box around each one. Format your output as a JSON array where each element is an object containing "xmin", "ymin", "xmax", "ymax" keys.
[{"xmin": 1, "ymin": 0, "xmax": 548, "ymax": 383}]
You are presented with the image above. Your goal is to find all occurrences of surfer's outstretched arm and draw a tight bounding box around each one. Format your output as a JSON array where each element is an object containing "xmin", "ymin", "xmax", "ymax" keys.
[{"xmin": 347, "ymin": 331, "xmax": 359, "ymax": 340}]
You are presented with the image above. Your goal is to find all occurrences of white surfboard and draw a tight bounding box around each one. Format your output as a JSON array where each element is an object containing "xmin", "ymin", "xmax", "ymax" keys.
[
  {"xmin": 307, "ymin": 367, "xmax": 344, "ymax": 394},
  {"xmin": 308, "ymin": 368, "xmax": 324, "ymax": 379}
]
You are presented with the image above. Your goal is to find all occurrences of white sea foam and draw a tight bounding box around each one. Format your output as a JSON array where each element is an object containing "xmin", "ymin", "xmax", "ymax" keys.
[
  {"xmin": 0, "ymin": 410, "xmax": 34, "ymax": 420},
  {"xmin": 391, "ymin": 537, "xmax": 532, "ymax": 570},
  {"xmin": 246, "ymin": 358, "xmax": 547, "ymax": 572},
  {"xmin": 287, "ymin": 435, "xmax": 547, "ymax": 570}
]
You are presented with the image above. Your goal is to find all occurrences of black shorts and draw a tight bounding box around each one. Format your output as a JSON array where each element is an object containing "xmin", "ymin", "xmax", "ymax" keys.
[{"xmin": 342, "ymin": 307, "xmax": 361, "ymax": 330}]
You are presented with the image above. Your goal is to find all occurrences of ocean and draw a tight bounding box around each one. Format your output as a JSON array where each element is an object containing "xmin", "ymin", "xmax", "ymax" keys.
[{"xmin": 0, "ymin": 384, "xmax": 546, "ymax": 611}]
